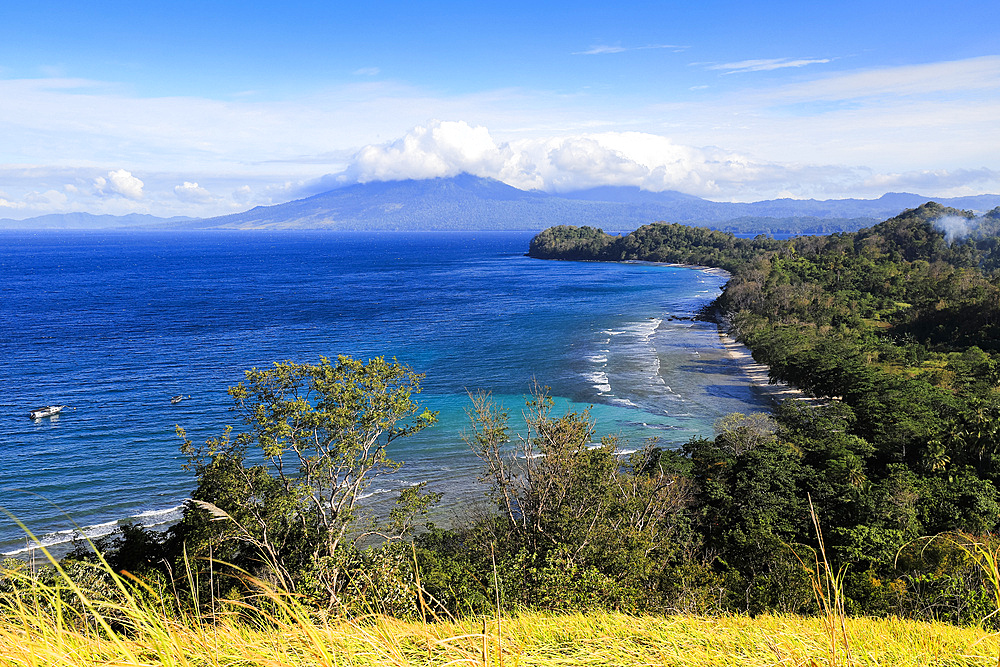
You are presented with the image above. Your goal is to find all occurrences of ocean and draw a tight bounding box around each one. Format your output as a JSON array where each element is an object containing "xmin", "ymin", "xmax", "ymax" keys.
[{"xmin": 0, "ymin": 230, "xmax": 773, "ymax": 555}]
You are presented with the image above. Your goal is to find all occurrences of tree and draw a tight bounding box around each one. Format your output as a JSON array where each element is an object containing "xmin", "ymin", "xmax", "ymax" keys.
[
  {"xmin": 172, "ymin": 356, "xmax": 438, "ymax": 608},
  {"xmin": 465, "ymin": 388, "xmax": 693, "ymax": 609},
  {"xmin": 466, "ymin": 388, "xmax": 618, "ymax": 556},
  {"xmin": 713, "ymin": 412, "xmax": 778, "ymax": 456}
]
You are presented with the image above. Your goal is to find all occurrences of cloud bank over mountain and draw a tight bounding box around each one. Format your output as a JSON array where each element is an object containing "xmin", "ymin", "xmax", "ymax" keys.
[
  {"xmin": 2, "ymin": 0, "xmax": 999, "ymax": 221},
  {"xmin": 343, "ymin": 121, "xmax": 765, "ymax": 197},
  {"xmin": 1, "ymin": 55, "xmax": 998, "ymax": 219},
  {"xmin": 336, "ymin": 120, "xmax": 998, "ymax": 204},
  {"xmin": 4, "ymin": 118, "xmax": 999, "ymax": 221}
]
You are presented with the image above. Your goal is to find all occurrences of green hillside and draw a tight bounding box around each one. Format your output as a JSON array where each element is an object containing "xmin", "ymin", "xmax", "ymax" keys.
[{"xmin": 521, "ymin": 202, "xmax": 1000, "ymax": 619}]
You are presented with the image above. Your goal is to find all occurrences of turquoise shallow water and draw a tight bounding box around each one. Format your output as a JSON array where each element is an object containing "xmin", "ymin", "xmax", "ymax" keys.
[{"xmin": 0, "ymin": 230, "xmax": 771, "ymax": 554}]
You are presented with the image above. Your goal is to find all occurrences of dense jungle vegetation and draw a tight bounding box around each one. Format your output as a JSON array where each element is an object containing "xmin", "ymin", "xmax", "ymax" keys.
[{"xmin": 8, "ymin": 201, "xmax": 1000, "ymax": 636}]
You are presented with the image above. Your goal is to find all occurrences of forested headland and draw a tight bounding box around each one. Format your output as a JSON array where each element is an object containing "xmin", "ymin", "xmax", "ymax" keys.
[
  {"xmin": 7, "ymin": 202, "xmax": 1000, "ymax": 664},
  {"xmin": 525, "ymin": 202, "xmax": 1000, "ymax": 618}
]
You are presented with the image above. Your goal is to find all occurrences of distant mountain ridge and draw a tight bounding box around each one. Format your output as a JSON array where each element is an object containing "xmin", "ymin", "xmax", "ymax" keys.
[
  {"xmin": 189, "ymin": 175, "xmax": 1000, "ymax": 232},
  {"xmin": 0, "ymin": 212, "xmax": 196, "ymax": 230},
  {"xmin": 4, "ymin": 175, "xmax": 1000, "ymax": 233}
]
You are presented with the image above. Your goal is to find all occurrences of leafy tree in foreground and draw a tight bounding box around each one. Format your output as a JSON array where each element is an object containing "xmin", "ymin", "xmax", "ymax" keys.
[
  {"xmin": 172, "ymin": 356, "xmax": 438, "ymax": 610},
  {"xmin": 459, "ymin": 389, "xmax": 694, "ymax": 611}
]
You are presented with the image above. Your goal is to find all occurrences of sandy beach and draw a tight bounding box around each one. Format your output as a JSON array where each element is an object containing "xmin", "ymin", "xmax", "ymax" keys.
[
  {"xmin": 622, "ymin": 258, "xmax": 821, "ymax": 408},
  {"xmin": 625, "ymin": 259, "xmax": 815, "ymax": 406},
  {"xmin": 716, "ymin": 328, "xmax": 824, "ymax": 406}
]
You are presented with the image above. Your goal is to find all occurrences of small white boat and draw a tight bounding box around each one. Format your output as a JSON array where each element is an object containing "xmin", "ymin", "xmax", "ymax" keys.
[
  {"xmin": 29, "ymin": 405, "xmax": 66, "ymax": 419},
  {"xmin": 171, "ymin": 395, "xmax": 184, "ymax": 404}
]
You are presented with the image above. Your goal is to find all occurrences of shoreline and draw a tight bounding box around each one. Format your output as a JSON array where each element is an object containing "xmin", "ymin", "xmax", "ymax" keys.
[
  {"xmin": 619, "ymin": 257, "xmax": 817, "ymax": 408},
  {"xmin": 619, "ymin": 258, "xmax": 813, "ymax": 406},
  {"xmin": 620, "ymin": 259, "xmax": 732, "ymax": 280},
  {"xmin": 716, "ymin": 328, "xmax": 821, "ymax": 406},
  {"xmin": 625, "ymin": 259, "xmax": 819, "ymax": 406}
]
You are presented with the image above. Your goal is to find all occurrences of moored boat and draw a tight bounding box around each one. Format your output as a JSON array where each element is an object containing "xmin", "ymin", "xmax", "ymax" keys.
[{"xmin": 29, "ymin": 405, "xmax": 66, "ymax": 419}]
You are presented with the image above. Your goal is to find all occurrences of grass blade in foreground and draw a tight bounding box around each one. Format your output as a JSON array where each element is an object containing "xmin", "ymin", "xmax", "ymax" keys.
[{"xmin": 0, "ymin": 599, "xmax": 997, "ymax": 666}]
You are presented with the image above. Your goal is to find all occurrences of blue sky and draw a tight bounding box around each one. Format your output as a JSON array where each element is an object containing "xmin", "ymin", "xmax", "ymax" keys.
[{"xmin": 1, "ymin": 0, "xmax": 998, "ymax": 218}]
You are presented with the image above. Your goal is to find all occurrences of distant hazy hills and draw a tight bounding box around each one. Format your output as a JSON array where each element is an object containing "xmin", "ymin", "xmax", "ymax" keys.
[
  {"xmin": 5, "ymin": 174, "xmax": 1000, "ymax": 234},
  {"xmin": 0, "ymin": 212, "xmax": 196, "ymax": 230}
]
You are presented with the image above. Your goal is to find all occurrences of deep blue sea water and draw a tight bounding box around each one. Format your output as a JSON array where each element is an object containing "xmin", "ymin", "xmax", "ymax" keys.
[{"xmin": 0, "ymin": 231, "xmax": 773, "ymax": 555}]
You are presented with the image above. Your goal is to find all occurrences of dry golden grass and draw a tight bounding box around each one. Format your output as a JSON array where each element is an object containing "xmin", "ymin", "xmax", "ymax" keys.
[
  {"xmin": 0, "ymin": 602, "xmax": 998, "ymax": 667},
  {"xmin": 1, "ymin": 525, "xmax": 996, "ymax": 667}
]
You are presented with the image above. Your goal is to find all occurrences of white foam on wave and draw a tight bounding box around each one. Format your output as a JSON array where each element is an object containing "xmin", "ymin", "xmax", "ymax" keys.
[
  {"xmin": 609, "ymin": 397, "xmax": 638, "ymax": 408},
  {"xmin": 583, "ymin": 370, "xmax": 611, "ymax": 394},
  {"xmin": 623, "ymin": 318, "xmax": 662, "ymax": 340},
  {"xmin": 585, "ymin": 317, "xmax": 674, "ymax": 407},
  {"xmin": 589, "ymin": 363, "xmax": 613, "ymax": 391},
  {"xmin": 133, "ymin": 505, "xmax": 185, "ymax": 526},
  {"xmin": 1, "ymin": 486, "xmax": 431, "ymax": 556},
  {"xmin": 2, "ymin": 504, "xmax": 186, "ymax": 557},
  {"xmin": 3, "ymin": 528, "xmax": 92, "ymax": 557},
  {"xmin": 358, "ymin": 488, "xmax": 393, "ymax": 500}
]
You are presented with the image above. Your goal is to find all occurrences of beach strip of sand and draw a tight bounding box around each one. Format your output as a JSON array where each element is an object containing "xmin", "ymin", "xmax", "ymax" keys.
[{"xmin": 717, "ymin": 328, "xmax": 826, "ymax": 406}]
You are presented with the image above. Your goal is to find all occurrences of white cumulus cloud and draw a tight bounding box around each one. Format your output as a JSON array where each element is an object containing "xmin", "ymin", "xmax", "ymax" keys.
[
  {"xmin": 342, "ymin": 122, "xmax": 788, "ymax": 198},
  {"xmin": 521, "ymin": 132, "xmax": 744, "ymax": 193},
  {"xmin": 0, "ymin": 197, "xmax": 27, "ymax": 210},
  {"xmin": 335, "ymin": 121, "xmax": 1000, "ymax": 202},
  {"xmin": 95, "ymin": 169, "xmax": 144, "ymax": 199},
  {"xmin": 174, "ymin": 181, "xmax": 212, "ymax": 203},
  {"xmin": 347, "ymin": 120, "xmax": 511, "ymax": 183},
  {"xmin": 863, "ymin": 168, "xmax": 999, "ymax": 193},
  {"xmin": 233, "ymin": 185, "xmax": 253, "ymax": 203}
]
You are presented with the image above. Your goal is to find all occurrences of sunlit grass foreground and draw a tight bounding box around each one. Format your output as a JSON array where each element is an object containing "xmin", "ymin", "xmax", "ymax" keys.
[
  {"xmin": 2, "ymin": 601, "xmax": 998, "ymax": 666},
  {"xmin": 1, "ymin": 525, "xmax": 997, "ymax": 667}
]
